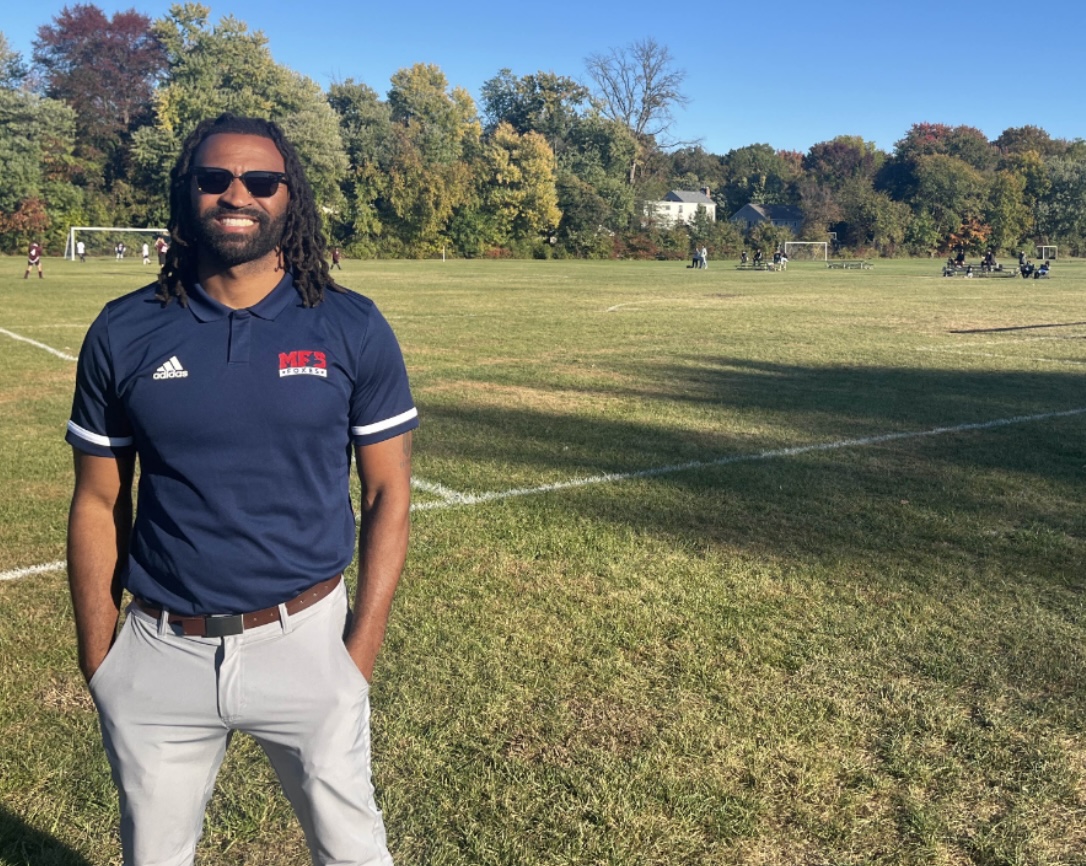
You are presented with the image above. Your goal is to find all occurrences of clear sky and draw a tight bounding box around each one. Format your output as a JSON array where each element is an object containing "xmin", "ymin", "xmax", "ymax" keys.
[{"xmin": 5, "ymin": 0, "xmax": 1085, "ymax": 157}]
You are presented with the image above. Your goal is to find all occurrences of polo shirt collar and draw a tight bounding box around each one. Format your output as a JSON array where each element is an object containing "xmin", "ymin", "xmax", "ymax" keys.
[{"xmin": 186, "ymin": 273, "xmax": 299, "ymax": 323}]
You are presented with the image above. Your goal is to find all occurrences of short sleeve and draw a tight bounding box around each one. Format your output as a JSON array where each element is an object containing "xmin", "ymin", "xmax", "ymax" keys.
[
  {"xmin": 65, "ymin": 307, "xmax": 135, "ymax": 457},
  {"xmin": 349, "ymin": 308, "xmax": 418, "ymax": 446}
]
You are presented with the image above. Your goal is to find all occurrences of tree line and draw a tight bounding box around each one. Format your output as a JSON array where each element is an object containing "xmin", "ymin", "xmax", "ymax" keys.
[{"xmin": 3, "ymin": 3, "xmax": 1086, "ymax": 260}]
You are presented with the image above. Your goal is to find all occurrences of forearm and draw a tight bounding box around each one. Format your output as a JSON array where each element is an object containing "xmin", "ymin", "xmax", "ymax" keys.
[
  {"xmin": 345, "ymin": 490, "xmax": 410, "ymax": 680},
  {"xmin": 67, "ymin": 492, "xmax": 130, "ymax": 683}
]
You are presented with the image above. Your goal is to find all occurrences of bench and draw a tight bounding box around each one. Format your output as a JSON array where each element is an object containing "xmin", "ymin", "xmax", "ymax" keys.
[
  {"xmin": 827, "ymin": 260, "xmax": 872, "ymax": 270},
  {"xmin": 736, "ymin": 262, "xmax": 780, "ymax": 271},
  {"xmin": 942, "ymin": 265, "xmax": 1017, "ymax": 278}
]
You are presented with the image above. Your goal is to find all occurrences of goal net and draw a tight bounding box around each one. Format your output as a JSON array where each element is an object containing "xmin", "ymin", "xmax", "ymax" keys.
[
  {"xmin": 1036, "ymin": 244, "xmax": 1057, "ymax": 260},
  {"xmin": 66, "ymin": 226, "xmax": 168, "ymax": 261},
  {"xmin": 783, "ymin": 241, "xmax": 828, "ymax": 261}
]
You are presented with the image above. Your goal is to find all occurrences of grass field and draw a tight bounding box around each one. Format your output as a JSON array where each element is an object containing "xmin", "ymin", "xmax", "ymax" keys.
[{"xmin": 1, "ymin": 255, "xmax": 1083, "ymax": 866}]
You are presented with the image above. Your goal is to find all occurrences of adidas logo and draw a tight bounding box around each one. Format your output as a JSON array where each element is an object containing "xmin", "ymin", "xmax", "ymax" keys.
[{"xmin": 153, "ymin": 356, "xmax": 189, "ymax": 380}]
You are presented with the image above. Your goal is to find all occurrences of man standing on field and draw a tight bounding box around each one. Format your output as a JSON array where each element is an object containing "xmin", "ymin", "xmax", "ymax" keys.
[{"xmin": 66, "ymin": 113, "xmax": 417, "ymax": 866}]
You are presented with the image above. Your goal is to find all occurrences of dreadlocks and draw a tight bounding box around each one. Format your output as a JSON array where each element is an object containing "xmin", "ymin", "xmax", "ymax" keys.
[{"xmin": 156, "ymin": 113, "xmax": 343, "ymax": 308}]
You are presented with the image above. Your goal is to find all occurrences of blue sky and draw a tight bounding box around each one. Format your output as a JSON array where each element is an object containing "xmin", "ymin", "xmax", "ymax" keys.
[{"xmin": 6, "ymin": 0, "xmax": 1085, "ymax": 157}]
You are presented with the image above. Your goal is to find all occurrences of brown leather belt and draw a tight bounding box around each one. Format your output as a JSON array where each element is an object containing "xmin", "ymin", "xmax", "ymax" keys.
[{"xmin": 134, "ymin": 574, "xmax": 342, "ymax": 637}]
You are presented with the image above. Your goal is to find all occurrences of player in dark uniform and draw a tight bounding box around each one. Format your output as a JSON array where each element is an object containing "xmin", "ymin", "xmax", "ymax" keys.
[{"xmin": 24, "ymin": 241, "xmax": 44, "ymax": 279}]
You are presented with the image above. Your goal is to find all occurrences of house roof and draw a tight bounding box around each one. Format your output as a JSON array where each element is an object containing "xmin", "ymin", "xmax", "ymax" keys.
[
  {"xmin": 733, "ymin": 203, "xmax": 805, "ymax": 222},
  {"xmin": 663, "ymin": 190, "xmax": 715, "ymax": 204}
]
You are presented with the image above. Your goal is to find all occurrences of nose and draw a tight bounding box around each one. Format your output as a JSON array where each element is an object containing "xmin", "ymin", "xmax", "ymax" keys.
[{"xmin": 218, "ymin": 176, "xmax": 253, "ymax": 206}]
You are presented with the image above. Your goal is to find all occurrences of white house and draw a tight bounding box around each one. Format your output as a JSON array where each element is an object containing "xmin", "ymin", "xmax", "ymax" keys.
[{"xmin": 644, "ymin": 188, "xmax": 717, "ymax": 227}]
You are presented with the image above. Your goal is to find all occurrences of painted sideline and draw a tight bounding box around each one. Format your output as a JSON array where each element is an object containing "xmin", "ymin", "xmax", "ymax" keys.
[
  {"xmin": 0, "ymin": 327, "xmax": 79, "ymax": 362},
  {"xmin": 5, "ymin": 407, "xmax": 1084, "ymax": 582}
]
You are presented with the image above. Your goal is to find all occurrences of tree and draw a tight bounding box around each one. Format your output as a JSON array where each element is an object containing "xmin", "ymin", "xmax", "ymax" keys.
[
  {"xmin": 477, "ymin": 122, "xmax": 561, "ymax": 250},
  {"xmin": 720, "ymin": 144, "xmax": 801, "ymax": 215},
  {"xmin": 911, "ymin": 154, "xmax": 988, "ymax": 251},
  {"xmin": 993, "ymin": 125, "xmax": 1062, "ymax": 157},
  {"xmin": 131, "ymin": 3, "xmax": 347, "ymax": 222},
  {"xmin": 585, "ymin": 37, "xmax": 688, "ymax": 183},
  {"xmin": 1035, "ymin": 157, "xmax": 1086, "ymax": 247},
  {"xmin": 0, "ymin": 32, "xmax": 29, "ymax": 89},
  {"xmin": 804, "ymin": 136, "xmax": 885, "ymax": 188},
  {"xmin": 984, "ymin": 171, "xmax": 1029, "ymax": 253},
  {"xmin": 33, "ymin": 4, "xmax": 165, "ymax": 172},
  {"xmin": 0, "ymin": 87, "xmax": 80, "ymax": 251},
  {"xmin": 480, "ymin": 69, "xmax": 590, "ymax": 159},
  {"xmin": 327, "ymin": 79, "xmax": 392, "ymax": 254},
  {"xmin": 375, "ymin": 64, "xmax": 480, "ymax": 255}
]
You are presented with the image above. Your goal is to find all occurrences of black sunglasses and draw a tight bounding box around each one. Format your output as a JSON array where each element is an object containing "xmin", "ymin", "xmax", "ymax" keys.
[{"xmin": 191, "ymin": 168, "xmax": 288, "ymax": 198}]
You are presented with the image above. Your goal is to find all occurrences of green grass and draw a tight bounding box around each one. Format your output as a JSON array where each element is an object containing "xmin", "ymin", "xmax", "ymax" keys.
[{"xmin": 1, "ymin": 255, "xmax": 1084, "ymax": 865}]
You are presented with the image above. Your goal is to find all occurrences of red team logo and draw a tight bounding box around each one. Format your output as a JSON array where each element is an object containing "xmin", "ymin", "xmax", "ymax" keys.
[{"xmin": 278, "ymin": 350, "xmax": 328, "ymax": 378}]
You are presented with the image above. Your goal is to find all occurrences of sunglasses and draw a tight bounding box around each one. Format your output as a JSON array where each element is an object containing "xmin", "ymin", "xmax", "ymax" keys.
[{"xmin": 191, "ymin": 168, "xmax": 289, "ymax": 198}]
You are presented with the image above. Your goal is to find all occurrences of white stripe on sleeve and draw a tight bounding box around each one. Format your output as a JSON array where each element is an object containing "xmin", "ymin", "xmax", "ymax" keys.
[
  {"xmin": 351, "ymin": 407, "xmax": 418, "ymax": 438},
  {"xmin": 67, "ymin": 420, "xmax": 134, "ymax": 448}
]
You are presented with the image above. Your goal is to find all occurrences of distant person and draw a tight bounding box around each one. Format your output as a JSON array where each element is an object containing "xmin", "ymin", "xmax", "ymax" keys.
[
  {"xmin": 955, "ymin": 249, "xmax": 965, "ymax": 268},
  {"xmin": 24, "ymin": 241, "xmax": 44, "ymax": 279},
  {"xmin": 142, "ymin": 242, "xmax": 151, "ymax": 265},
  {"xmin": 1018, "ymin": 251, "xmax": 1026, "ymax": 267},
  {"xmin": 1021, "ymin": 260, "xmax": 1034, "ymax": 278},
  {"xmin": 76, "ymin": 240, "xmax": 86, "ymax": 263},
  {"xmin": 155, "ymin": 235, "xmax": 169, "ymax": 266},
  {"xmin": 699, "ymin": 246, "xmax": 708, "ymax": 269},
  {"xmin": 772, "ymin": 250, "xmax": 781, "ymax": 266},
  {"xmin": 331, "ymin": 247, "xmax": 342, "ymax": 270},
  {"xmin": 115, "ymin": 242, "xmax": 126, "ymax": 260},
  {"xmin": 965, "ymin": 265, "xmax": 974, "ymax": 278},
  {"xmin": 780, "ymin": 252, "xmax": 789, "ymax": 270},
  {"xmin": 740, "ymin": 250, "xmax": 748, "ymax": 265},
  {"xmin": 753, "ymin": 249, "xmax": 763, "ymax": 266},
  {"xmin": 1036, "ymin": 260, "xmax": 1050, "ymax": 278}
]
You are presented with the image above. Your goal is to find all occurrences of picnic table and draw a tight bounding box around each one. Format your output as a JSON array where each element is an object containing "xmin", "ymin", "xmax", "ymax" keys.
[{"xmin": 827, "ymin": 260, "xmax": 872, "ymax": 270}]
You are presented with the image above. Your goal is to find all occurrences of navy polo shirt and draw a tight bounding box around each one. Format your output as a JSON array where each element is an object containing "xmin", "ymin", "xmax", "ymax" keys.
[{"xmin": 66, "ymin": 275, "xmax": 418, "ymax": 615}]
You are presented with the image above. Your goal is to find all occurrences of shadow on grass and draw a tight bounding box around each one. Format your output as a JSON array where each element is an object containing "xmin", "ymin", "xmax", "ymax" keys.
[
  {"xmin": 421, "ymin": 359, "xmax": 1085, "ymax": 485},
  {"xmin": 417, "ymin": 359, "xmax": 1085, "ymax": 582},
  {"xmin": 0, "ymin": 804, "xmax": 95, "ymax": 866}
]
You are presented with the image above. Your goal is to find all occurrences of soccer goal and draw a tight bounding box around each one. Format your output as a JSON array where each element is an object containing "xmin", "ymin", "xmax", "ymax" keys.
[
  {"xmin": 66, "ymin": 226, "xmax": 168, "ymax": 261},
  {"xmin": 1036, "ymin": 244, "xmax": 1057, "ymax": 260},
  {"xmin": 783, "ymin": 241, "xmax": 828, "ymax": 261}
]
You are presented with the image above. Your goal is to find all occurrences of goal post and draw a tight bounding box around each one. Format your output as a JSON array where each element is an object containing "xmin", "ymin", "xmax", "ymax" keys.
[
  {"xmin": 1036, "ymin": 244, "xmax": 1057, "ymax": 260},
  {"xmin": 67, "ymin": 226, "xmax": 168, "ymax": 260},
  {"xmin": 783, "ymin": 241, "xmax": 828, "ymax": 261}
]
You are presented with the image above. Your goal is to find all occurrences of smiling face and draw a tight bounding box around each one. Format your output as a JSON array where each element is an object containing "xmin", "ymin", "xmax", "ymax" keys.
[{"xmin": 189, "ymin": 132, "xmax": 290, "ymax": 271}]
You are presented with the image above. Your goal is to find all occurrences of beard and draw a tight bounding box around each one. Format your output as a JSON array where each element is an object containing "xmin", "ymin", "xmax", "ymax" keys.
[{"xmin": 192, "ymin": 207, "xmax": 288, "ymax": 268}]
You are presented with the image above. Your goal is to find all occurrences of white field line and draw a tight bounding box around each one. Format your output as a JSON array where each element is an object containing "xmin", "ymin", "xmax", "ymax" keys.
[
  {"xmin": 410, "ymin": 406, "xmax": 1086, "ymax": 512},
  {"xmin": 0, "ymin": 560, "xmax": 66, "ymax": 582},
  {"xmin": 411, "ymin": 477, "xmax": 473, "ymax": 503},
  {"xmin": 5, "ymin": 407, "xmax": 1084, "ymax": 581},
  {"xmin": 0, "ymin": 327, "xmax": 78, "ymax": 362}
]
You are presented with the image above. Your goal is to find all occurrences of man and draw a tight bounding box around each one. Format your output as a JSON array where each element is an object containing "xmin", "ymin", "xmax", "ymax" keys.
[
  {"xmin": 141, "ymin": 241, "xmax": 150, "ymax": 265},
  {"xmin": 76, "ymin": 239, "xmax": 86, "ymax": 263},
  {"xmin": 154, "ymin": 234, "xmax": 168, "ymax": 266},
  {"xmin": 66, "ymin": 113, "xmax": 417, "ymax": 866},
  {"xmin": 24, "ymin": 240, "xmax": 44, "ymax": 278}
]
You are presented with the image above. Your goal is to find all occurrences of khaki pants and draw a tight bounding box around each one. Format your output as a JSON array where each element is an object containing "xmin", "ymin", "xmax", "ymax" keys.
[{"xmin": 89, "ymin": 581, "xmax": 392, "ymax": 866}]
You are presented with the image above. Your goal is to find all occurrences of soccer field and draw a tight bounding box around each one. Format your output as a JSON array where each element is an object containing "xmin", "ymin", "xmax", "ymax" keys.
[{"xmin": 1, "ymin": 256, "xmax": 1084, "ymax": 865}]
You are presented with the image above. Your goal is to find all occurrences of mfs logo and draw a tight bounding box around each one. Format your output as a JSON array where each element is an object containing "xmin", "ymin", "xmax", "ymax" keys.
[{"xmin": 278, "ymin": 350, "xmax": 328, "ymax": 378}]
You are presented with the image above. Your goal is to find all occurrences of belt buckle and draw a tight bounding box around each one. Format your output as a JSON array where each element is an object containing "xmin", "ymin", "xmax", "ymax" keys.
[{"xmin": 204, "ymin": 614, "xmax": 245, "ymax": 637}]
